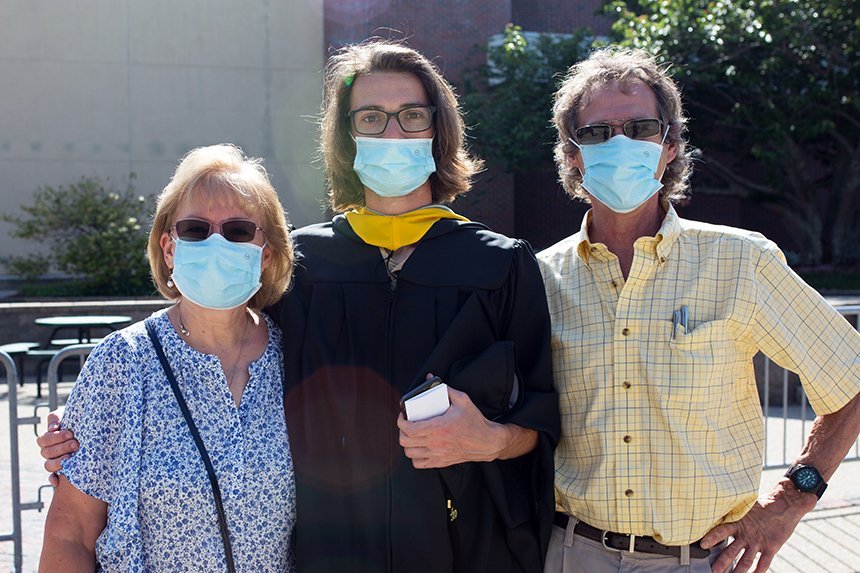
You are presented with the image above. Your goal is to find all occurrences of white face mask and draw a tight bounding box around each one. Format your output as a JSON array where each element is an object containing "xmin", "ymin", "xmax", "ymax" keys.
[
  {"xmin": 353, "ymin": 137, "xmax": 437, "ymax": 197},
  {"xmin": 570, "ymin": 128, "xmax": 668, "ymax": 213}
]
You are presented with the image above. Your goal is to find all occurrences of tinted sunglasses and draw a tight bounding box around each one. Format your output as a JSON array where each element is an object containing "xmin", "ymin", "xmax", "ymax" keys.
[
  {"xmin": 172, "ymin": 218, "xmax": 262, "ymax": 243},
  {"xmin": 574, "ymin": 118, "xmax": 664, "ymax": 145}
]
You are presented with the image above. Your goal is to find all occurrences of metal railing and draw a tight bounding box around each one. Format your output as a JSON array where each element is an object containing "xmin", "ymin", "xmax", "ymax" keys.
[
  {"xmin": 762, "ymin": 305, "xmax": 860, "ymax": 469},
  {"xmin": 0, "ymin": 351, "xmax": 25, "ymax": 573},
  {"xmin": 0, "ymin": 344, "xmax": 94, "ymax": 572}
]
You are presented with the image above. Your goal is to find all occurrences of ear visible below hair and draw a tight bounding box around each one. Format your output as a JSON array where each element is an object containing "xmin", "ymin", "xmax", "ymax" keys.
[
  {"xmin": 566, "ymin": 149, "xmax": 584, "ymax": 173},
  {"xmin": 160, "ymin": 232, "xmax": 175, "ymax": 268}
]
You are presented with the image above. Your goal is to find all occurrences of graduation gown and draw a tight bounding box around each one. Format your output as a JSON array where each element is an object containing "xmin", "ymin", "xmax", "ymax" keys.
[{"xmin": 270, "ymin": 215, "xmax": 560, "ymax": 573}]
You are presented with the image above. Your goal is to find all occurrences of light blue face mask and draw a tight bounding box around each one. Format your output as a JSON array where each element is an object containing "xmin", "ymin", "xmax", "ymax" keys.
[
  {"xmin": 353, "ymin": 136, "xmax": 436, "ymax": 198},
  {"xmin": 570, "ymin": 130, "xmax": 668, "ymax": 214},
  {"xmin": 171, "ymin": 233, "xmax": 263, "ymax": 310}
]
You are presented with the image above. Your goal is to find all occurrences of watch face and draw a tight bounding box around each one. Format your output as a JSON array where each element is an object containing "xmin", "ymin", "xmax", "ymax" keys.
[{"xmin": 795, "ymin": 467, "xmax": 821, "ymax": 490}]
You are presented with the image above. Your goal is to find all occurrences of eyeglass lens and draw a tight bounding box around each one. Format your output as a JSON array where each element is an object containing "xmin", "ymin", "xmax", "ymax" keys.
[
  {"xmin": 351, "ymin": 106, "xmax": 435, "ymax": 135},
  {"xmin": 174, "ymin": 219, "xmax": 259, "ymax": 243},
  {"xmin": 575, "ymin": 118, "xmax": 662, "ymax": 145}
]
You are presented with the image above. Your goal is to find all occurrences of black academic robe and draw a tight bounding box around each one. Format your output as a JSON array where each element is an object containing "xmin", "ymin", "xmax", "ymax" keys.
[{"xmin": 270, "ymin": 215, "xmax": 559, "ymax": 573}]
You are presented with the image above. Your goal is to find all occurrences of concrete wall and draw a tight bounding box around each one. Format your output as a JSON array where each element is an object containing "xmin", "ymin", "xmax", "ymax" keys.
[{"xmin": 0, "ymin": 0, "xmax": 327, "ymax": 271}]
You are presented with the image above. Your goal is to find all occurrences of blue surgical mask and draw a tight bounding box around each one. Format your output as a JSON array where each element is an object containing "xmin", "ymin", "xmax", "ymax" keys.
[
  {"xmin": 571, "ymin": 131, "xmax": 667, "ymax": 214},
  {"xmin": 171, "ymin": 233, "xmax": 263, "ymax": 310},
  {"xmin": 353, "ymin": 136, "xmax": 436, "ymax": 198}
]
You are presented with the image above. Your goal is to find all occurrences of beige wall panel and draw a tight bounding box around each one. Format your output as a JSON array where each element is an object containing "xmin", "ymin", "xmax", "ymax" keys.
[
  {"xmin": 0, "ymin": 1, "xmax": 127, "ymax": 63},
  {"xmin": 0, "ymin": 0, "xmax": 324, "ymax": 273},
  {"xmin": 1, "ymin": 60, "xmax": 131, "ymax": 162}
]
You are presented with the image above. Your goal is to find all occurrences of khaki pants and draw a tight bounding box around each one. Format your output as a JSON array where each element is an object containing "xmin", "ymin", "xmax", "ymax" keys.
[{"xmin": 544, "ymin": 518, "xmax": 723, "ymax": 573}]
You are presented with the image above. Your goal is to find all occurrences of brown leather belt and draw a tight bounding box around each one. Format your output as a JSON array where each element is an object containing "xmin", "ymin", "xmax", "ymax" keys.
[{"xmin": 553, "ymin": 512, "xmax": 711, "ymax": 559}]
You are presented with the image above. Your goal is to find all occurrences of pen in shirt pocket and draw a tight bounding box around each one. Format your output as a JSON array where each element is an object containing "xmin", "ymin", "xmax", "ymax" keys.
[{"xmin": 671, "ymin": 305, "xmax": 689, "ymax": 339}]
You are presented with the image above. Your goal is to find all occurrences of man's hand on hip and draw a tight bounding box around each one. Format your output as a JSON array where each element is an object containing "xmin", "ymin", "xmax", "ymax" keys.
[{"xmin": 701, "ymin": 481, "xmax": 816, "ymax": 573}]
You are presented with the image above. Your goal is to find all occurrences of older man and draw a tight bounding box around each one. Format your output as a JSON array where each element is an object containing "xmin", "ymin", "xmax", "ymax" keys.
[{"xmin": 538, "ymin": 47, "xmax": 860, "ymax": 573}]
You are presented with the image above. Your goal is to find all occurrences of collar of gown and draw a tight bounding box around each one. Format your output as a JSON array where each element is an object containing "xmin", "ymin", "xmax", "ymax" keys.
[{"xmin": 343, "ymin": 205, "xmax": 470, "ymax": 251}]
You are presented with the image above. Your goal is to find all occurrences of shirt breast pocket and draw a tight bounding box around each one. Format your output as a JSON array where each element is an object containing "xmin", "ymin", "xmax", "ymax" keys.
[
  {"xmin": 661, "ymin": 318, "xmax": 739, "ymax": 406},
  {"xmin": 668, "ymin": 318, "xmax": 734, "ymax": 349}
]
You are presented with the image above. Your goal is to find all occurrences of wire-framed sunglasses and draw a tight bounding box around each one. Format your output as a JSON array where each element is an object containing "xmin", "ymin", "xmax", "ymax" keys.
[
  {"xmin": 172, "ymin": 218, "xmax": 263, "ymax": 243},
  {"xmin": 348, "ymin": 105, "xmax": 436, "ymax": 136},
  {"xmin": 574, "ymin": 118, "xmax": 665, "ymax": 145}
]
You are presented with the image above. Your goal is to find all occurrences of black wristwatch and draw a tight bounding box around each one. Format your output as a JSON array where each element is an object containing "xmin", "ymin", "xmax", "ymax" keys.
[{"xmin": 784, "ymin": 464, "xmax": 828, "ymax": 499}]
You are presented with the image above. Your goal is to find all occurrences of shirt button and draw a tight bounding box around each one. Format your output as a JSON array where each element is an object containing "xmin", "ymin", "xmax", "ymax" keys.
[
  {"xmin": 623, "ymin": 435, "xmax": 632, "ymax": 444},
  {"xmin": 659, "ymin": 256, "xmax": 666, "ymax": 264},
  {"xmin": 622, "ymin": 382, "xmax": 631, "ymax": 389},
  {"xmin": 590, "ymin": 246, "xmax": 597, "ymax": 252},
  {"xmin": 625, "ymin": 489, "xmax": 634, "ymax": 497},
  {"xmin": 621, "ymin": 328, "xmax": 630, "ymax": 336},
  {"xmin": 610, "ymin": 280, "xmax": 617, "ymax": 288}
]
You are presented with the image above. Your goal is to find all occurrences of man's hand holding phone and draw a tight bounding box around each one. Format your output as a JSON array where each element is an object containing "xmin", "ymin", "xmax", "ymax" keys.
[
  {"xmin": 400, "ymin": 376, "xmax": 450, "ymax": 422},
  {"xmin": 397, "ymin": 374, "xmax": 520, "ymax": 469}
]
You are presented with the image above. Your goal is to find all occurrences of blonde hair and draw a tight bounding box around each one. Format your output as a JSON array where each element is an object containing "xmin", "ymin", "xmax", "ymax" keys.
[
  {"xmin": 148, "ymin": 144, "xmax": 293, "ymax": 309},
  {"xmin": 320, "ymin": 39, "xmax": 483, "ymax": 212},
  {"xmin": 553, "ymin": 46, "xmax": 691, "ymax": 204}
]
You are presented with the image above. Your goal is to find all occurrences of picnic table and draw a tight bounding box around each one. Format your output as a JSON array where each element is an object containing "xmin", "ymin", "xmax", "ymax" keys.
[{"xmin": 34, "ymin": 315, "xmax": 132, "ymax": 346}]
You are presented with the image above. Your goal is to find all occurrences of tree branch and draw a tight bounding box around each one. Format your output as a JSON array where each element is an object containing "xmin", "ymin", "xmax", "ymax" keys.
[{"xmin": 698, "ymin": 154, "xmax": 777, "ymax": 196}]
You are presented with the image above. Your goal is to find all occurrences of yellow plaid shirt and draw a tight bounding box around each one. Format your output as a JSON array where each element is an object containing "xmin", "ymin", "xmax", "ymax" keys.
[{"xmin": 537, "ymin": 205, "xmax": 860, "ymax": 545}]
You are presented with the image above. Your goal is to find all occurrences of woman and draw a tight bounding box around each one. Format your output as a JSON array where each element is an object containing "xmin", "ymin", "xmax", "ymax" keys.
[{"xmin": 39, "ymin": 144, "xmax": 296, "ymax": 572}]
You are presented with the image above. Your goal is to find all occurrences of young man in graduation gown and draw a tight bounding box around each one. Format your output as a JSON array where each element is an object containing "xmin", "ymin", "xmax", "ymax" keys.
[{"xmin": 271, "ymin": 40, "xmax": 560, "ymax": 572}]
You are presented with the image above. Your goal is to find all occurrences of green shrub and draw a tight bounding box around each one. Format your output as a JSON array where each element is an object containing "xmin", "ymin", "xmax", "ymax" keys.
[{"xmin": 1, "ymin": 175, "xmax": 156, "ymax": 297}]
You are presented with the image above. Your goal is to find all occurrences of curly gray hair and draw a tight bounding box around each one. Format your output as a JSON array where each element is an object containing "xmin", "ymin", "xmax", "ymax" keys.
[{"xmin": 552, "ymin": 46, "xmax": 691, "ymax": 204}]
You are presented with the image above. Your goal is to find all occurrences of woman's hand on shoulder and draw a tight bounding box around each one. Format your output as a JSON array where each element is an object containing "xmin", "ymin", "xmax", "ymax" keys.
[{"xmin": 36, "ymin": 411, "xmax": 79, "ymax": 487}]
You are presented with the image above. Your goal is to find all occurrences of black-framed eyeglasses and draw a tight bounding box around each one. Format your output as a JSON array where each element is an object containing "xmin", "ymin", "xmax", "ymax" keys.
[
  {"xmin": 347, "ymin": 105, "xmax": 436, "ymax": 136},
  {"xmin": 172, "ymin": 218, "xmax": 263, "ymax": 243},
  {"xmin": 574, "ymin": 118, "xmax": 665, "ymax": 145}
]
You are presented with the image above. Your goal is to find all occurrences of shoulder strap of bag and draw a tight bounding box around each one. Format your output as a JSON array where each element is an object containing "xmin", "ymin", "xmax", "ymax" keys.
[{"xmin": 145, "ymin": 317, "xmax": 236, "ymax": 573}]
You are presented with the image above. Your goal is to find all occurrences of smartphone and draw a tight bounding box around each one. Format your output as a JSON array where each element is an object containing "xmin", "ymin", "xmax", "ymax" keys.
[{"xmin": 400, "ymin": 376, "xmax": 443, "ymax": 410}]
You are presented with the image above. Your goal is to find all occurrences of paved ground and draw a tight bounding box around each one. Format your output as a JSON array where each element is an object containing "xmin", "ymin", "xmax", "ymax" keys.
[{"xmin": 2, "ymin": 379, "xmax": 859, "ymax": 572}]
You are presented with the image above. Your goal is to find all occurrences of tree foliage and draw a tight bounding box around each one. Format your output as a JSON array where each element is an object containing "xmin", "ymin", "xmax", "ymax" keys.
[
  {"xmin": 461, "ymin": 25, "xmax": 590, "ymax": 172},
  {"xmin": 606, "ymin": 0, "xmax": 860, "ymax": 264},
  {"xmin": 462, "ymin": 5, "xmax": 858, "ymax": 264},
  {"xmin": 2, "ymin": 175, "xmax": 155, "ymax": 296}
]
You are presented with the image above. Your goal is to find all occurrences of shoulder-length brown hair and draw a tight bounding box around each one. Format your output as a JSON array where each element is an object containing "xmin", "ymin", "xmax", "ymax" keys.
[
  {"xmin": 320, "ymin": 39, "xmax": 483, "ymax": 212},
  {"xmin": 147, "ymin": 144, "xmax": 293, "ymax": 309}
]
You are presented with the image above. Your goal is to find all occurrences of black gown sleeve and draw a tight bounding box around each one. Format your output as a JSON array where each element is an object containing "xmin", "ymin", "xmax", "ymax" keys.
[{"xmin": 484, "ymin": 239, "xmax": 559, "ymax": 569}]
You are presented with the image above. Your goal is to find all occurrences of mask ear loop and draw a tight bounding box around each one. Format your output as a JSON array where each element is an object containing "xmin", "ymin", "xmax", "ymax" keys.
[
  {"xmin": 653, "ymin": 123, "xmax": 672, "ymax": 184},
  {"xmin": 567, "ymin": 137, "xmax": 584, "ymax": 177}
]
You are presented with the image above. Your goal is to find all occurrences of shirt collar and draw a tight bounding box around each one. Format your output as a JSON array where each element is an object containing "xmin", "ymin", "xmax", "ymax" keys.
[
  {"xmin": 575, "ymin": 210, "xmax": 596, "ymax": 264},
  {"xmin": 575, "ymin": 204, "xmax": 683, "ymax": 265},
  {"xmin": 655, "ymin": 204, "xmax": 682, "ymax": 262}
]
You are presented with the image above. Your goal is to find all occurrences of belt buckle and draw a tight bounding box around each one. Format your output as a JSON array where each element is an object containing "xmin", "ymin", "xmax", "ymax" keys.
[{"xmin": 601, "ymin": 530, "xmax": 637, "ymax": 554}]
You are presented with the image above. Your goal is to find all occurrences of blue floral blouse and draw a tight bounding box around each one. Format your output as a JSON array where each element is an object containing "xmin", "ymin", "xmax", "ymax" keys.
[{"xmin": 60, "ymin": 309, "xmax": 296, "ymax": 572}]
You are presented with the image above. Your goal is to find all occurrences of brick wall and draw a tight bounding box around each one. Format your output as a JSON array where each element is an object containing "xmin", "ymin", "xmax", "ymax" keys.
[
  {"xmin": 512, "ymin": 0, "xmax": 611, "ymax": 34},
  {"xmin": 325, "ymin": 0, "xmax": 513, "ymax": 84}
]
